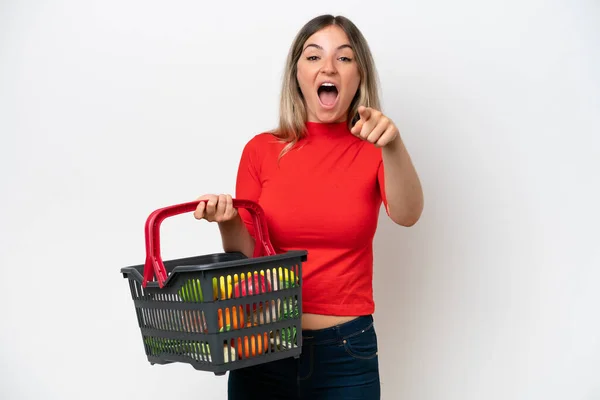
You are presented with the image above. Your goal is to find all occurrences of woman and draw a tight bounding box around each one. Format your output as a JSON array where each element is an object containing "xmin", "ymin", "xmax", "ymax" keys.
[{"xmin": 194, "ymin": 14, "xmax": 423, "ymax": 399}]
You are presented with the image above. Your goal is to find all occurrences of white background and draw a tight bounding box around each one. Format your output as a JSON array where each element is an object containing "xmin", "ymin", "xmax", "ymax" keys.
[{"xmin": 1, "ymin": 0, "xmax": 599, "ymax": 399}]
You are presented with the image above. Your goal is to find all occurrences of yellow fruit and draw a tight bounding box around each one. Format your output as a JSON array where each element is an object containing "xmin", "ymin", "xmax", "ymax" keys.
[
  {"xmin": 213, "ymin": 274, "xmax": 244, "ymax": 300},
  {"xmin": 269, "ymin": 267, "xmax": 297, "ymax": 290}
]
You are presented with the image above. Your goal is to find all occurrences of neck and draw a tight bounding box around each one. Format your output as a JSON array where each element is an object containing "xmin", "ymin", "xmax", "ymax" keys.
[{"xmin": 305, "ymin": 120, "xmax": 350, "ymax": 138}]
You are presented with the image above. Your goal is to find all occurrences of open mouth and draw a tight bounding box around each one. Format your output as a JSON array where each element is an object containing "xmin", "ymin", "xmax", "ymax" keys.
[{"xmin": 317, "ymin": 83, "xmax": 339, "ymax": 108}]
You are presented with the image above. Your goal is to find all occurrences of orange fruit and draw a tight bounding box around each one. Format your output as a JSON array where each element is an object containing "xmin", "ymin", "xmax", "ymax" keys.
[
  {"xmin": 235, "ymin": 332, "xmax": 269, "ymax": 359},
  {"xmin": 218, "ymin": 306, "xmax": 245, "ymax": 331}
]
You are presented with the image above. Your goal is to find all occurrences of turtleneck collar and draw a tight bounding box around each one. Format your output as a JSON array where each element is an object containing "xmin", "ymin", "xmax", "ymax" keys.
[{"xmin": 304, "ymin": 120, "xmax": 351, "ymax": 138}]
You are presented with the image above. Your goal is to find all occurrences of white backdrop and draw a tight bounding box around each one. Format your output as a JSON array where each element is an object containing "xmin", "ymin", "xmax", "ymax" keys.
[{"xmin": 1, "ymin": 0, "xmax": 599, "ymax": 399}]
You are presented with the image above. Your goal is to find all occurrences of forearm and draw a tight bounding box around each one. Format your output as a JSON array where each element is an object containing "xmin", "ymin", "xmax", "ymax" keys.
[
  {"xmin": 218, "ymin": 215, "xmax": 255, "ymax": 258},
  {"xmin": 381, "ymin": 136, "xmax": 424, "ymax": 226}
]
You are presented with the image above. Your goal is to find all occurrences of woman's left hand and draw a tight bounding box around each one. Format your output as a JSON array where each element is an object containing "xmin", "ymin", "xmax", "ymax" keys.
[{"xmin": 350, "ymin": 106, "xmax": 400, "ymax": 148}]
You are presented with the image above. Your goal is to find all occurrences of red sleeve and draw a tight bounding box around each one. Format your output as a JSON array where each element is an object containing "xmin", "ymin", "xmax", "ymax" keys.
[
  {"xmin": 235, "ymin": 137, "xmax": 262, "ymax": 242},
  {"xmin": 377, "ymin": 159, "xmax": 390, "ymax": 215}
]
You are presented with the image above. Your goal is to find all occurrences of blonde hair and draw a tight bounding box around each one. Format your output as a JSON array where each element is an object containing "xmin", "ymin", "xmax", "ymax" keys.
[{"xmin": 272, "ymin": 15, "xmax": 381, "ymax": 157}]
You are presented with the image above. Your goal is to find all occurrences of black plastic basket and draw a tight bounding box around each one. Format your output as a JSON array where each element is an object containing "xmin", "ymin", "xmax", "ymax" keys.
[{"xmin": 121, "ymin": 199, "xmax": 308, "ymax": 375}]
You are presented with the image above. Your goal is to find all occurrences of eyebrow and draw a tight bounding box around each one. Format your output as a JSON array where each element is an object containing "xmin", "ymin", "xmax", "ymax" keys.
[{"xmin": 303, "ymin": 43, "xmax": 353, "ymax": 52}]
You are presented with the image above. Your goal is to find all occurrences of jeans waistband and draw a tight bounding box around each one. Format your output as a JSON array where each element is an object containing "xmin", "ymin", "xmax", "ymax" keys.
[{"xmin": 301, "ymin": 315, "xmax": 374, "ymax": 345}]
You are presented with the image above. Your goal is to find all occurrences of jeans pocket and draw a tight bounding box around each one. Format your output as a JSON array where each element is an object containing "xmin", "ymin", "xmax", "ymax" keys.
[{"xmin": 342, "ymin": 323, "xmax": 378, "ymax": 360}]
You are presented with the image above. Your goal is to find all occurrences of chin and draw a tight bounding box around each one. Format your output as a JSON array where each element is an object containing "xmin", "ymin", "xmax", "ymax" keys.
[
  {"xmin": 316, "ymin": 113, "xmax": 344, "ymax": 123},
  {"xmin": 310, "ymin": 105, "xmax": 347, "ymax": 124}
]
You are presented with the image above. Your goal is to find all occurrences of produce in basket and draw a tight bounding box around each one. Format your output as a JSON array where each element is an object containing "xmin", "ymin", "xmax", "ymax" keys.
[
  {"xmin": 267, "ymin": 326, "xmax": 298, "ymax": 351},
  {"xmin": 223, "ymin": 345, "xmax": 237, "ymax": 363},
  {"xmin": 218, "ymin": 306, "xmax": 245, "ymax": 332},
  {"xmin": 176, "ymin": 266, "xmax": 299, "ymax": 334},
  {"xmin": 270, "ymin": 266, "xmax": 299, "ymax": 290},
  {"xmin": 213, "ymin": 275, "xmax": 234, "ymax": 300},
  {"xmin": 180, "ymin": 267, "xmax": 297, "ymax": 302},
  {"xmin": 176, "ymin": 279, "xmax": 208, "ymax": 332},
  {"xmin": 282, "ymin": 326, "xmax": 297, "ymax": 347},
  {"xmin": 145, "ymin": 337, "xmax": 238, "ymax": 363},
  {"xmin": 212, "ymin": 271, "xmax": 272, "ymax": 300},
  {"xmin": 241, "ymin": 266, "xmax": 299, "ymax": 326},
  {"xmin": 233, "ymin": 331, "xmax": 270, "ymax": 359},
  {"xmin": 233, "ymin": 271, "xmax": 276, "ymax": 325},
  {"xmin": 279, "ymin": 296, "xmax": 299, "ymax": 345},
  {"xmin": 233, "ymin": 271, "xmax": 271, "ymax": 298},
  {"xmin": 178, "ymin": 278, "xmax": 204, "ymax": 302}
]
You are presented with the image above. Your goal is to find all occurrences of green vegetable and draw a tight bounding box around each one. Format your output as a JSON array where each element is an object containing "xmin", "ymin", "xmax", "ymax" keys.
[
  {"xmin": 281, "ymin": 297, "xmax": 299, "ymax": 319},
  {"xmin": 279, "ymin": 296, "xmax": 298, "ymax": 346},
  {"xmin": 281, "ymin": 326, "xmax": 297, "ymax": 346},
  {"xmin": 178, "ymin": 279, "xmax": 204, "ymax": 302},
  {"xmin": 144, "ymin": 337, "xmax": 209, "ymax": 357},
  {"xmin": 276, "ymin": 267, "xmax": 298, "ymax": 290}
]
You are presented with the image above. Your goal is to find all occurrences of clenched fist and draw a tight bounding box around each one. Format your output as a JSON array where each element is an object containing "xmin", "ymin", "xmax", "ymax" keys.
[{"xmin": 193, "ymin": 194, "xmax": 238, "ymax": 224}]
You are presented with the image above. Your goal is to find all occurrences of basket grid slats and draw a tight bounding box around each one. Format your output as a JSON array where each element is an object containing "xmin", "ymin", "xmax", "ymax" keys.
[{"xmin": 121, "ymin": 199, "xmax": 307, "ymax": 375}]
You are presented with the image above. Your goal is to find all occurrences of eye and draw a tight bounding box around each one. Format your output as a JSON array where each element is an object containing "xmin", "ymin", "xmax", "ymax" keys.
[
  {"xmin": 339, "ymin": 56, "xmax": 353, "ymax": 62},
  {"xmin": 306, "ymin": 56, "xmax": 319, "ymax": 61}
]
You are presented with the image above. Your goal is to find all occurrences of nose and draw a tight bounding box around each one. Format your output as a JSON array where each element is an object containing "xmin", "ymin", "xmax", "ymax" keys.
[{"xmin": 320, "ymin": 56, "xmax": 337, "ymax": 75}]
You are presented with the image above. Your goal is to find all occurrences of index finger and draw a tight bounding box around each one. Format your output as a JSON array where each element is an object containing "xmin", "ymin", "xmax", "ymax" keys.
[
  {"xmin": 196, "ymin": 194, "xmax": 217, "ymax": 202},
  {"xmin": 358, "ymin": 106, "xmax": 372, "ymax": 121}
]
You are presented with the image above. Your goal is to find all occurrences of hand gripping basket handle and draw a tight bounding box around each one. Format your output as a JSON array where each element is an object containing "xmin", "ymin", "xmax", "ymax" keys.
[{"xmin": 142, "ymin": 199, "xmax": 275, "ymax": 288}]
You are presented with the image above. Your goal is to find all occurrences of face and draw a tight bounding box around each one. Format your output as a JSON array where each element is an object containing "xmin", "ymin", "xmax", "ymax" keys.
[{"xmin": 296, "ymin": 25, "xmax": 361, "ymax": 124}]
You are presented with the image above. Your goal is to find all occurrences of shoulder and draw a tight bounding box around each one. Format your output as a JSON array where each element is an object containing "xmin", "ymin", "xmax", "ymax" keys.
[
  {"xmin": 239, "ymin": 131, "xmax": 287, "ymax": 168},
  {"xmin": 242, "ymin": 132, "xmax": 285, "ymax": 152}
]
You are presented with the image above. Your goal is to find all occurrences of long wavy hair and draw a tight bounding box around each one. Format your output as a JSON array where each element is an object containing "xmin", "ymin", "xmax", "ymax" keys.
[{"xmin": 272, "ymin": 15, "xmax": 381, "ymax": 157}]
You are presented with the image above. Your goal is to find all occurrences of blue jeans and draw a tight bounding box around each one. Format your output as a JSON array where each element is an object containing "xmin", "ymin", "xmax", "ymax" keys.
[{"xmin": 227, "ymin": 315, "xmax": 380, "ymax": 399}]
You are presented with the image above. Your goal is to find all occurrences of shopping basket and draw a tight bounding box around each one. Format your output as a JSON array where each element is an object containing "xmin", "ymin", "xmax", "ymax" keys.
[{"xmin": 121, "ymin": 199, "xmax": 307, "ymax": 375}]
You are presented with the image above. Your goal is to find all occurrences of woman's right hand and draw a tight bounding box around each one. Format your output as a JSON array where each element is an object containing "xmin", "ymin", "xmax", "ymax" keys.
[{"xmin": 193, "ymin": 194, "xmax": 239, "ymax": 224}]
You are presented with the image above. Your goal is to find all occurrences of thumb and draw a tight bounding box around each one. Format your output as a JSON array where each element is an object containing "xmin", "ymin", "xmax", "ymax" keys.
[
  {"xmin": 196, "ymin": 194, "xmax": 216, "ymax": 203},
  {"xmin": 351, "ymin": 117, "xmax": 364, "ymax": 136},
  {"xmin": 351, "ymin": 106, "xmax": 369, "ymax": 135}
]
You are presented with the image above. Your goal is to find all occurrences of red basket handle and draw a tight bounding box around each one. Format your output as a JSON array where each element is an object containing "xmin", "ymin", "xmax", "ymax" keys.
[{"xmin": 142, "ymin": 199, "xmax": 275, "ymax": 288}]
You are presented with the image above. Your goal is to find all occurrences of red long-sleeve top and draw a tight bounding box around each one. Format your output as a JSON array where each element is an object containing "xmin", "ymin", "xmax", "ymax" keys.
[{"xmin": 236, "ymin": 121, "xmax": 388, "ymax": 316}]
